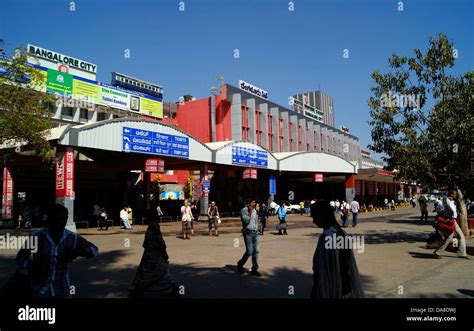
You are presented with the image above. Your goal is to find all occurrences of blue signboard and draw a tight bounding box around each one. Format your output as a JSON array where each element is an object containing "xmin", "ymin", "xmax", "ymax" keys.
[
  {"xmin": 231, "ymin": 145, "xmax": 268, "ymax": 168},
  {"xmin": 269, "ymin": 176, "xmax": 277, "ymax": 195},
  {"xmin": 202, "ymin": 180, "xmax": 210, "ymax": 189},
  {"xmin": 122, "ymin": 127, "xmax": 189, "ymax": 158}
]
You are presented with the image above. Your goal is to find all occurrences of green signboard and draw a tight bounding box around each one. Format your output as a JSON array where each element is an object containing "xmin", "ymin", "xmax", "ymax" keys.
[{"xmin": 46, "ymin": 69, "xmax": 72, "ymax": 95}]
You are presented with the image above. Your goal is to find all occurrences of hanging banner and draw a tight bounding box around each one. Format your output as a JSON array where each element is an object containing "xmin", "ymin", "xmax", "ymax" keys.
[
  {"xmin": 56, "ymin": 147, "xmax": 74, "ymax": 199},
  {"xmin": 2, "ymin": 167, "xmax": 13, "ymax": 220},
  {"xmin": 269, "ymin": 176, "xmax": 277, "ymax": 195}
]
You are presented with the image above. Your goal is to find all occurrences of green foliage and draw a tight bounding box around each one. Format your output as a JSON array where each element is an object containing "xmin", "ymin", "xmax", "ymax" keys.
[
  {"xmin": 368, "ymin": 33, "xmax": 473, "ymax": 197},
  {"xmin": 0, "ymin": 48, "xmax": 54, "ymax": 162}
]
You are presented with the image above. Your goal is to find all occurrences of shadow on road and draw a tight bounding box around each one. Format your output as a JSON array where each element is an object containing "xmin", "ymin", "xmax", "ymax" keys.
[
  {"xmin": 457, "ymin": 289, "xmax": 474, "ymax": 297},
  {"xmin": 408, "ymin": 251, "xmax": 436, "ymax": 259},
  {"xmin": 362, "ymin": 230, "xmax": 429, "ymax": 244}
]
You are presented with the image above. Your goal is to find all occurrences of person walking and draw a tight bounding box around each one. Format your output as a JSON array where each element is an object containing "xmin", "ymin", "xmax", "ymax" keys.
[
  {"xmin": 120, "ymin": 206, "xmax": 132, "ymax": 229},
  {"xmin": 258, "ymin": 202, "xmax": 269, "ymax": 235},
  {"xmin": 310, "ymin": 200, "xmax": 365, "ymax": 298},
  {"xmin": 335, "ymin": 200, "xmax": 340, "ymax": 213},
  {"xmin": 340, "ymin": 200, "xmax": 349, "ymax": 228},
  {"xmin": 237, "ymin": 198, "xmax": 261, "ymax": 276},
  {"xmin": 156, "ymin": 203, "xmax": 164, "ymax": 223},
  {"xmin": 350, "ymin": 199, "xmax": 360, "ymax": 227},
  {"xmin": 181, "ymin": 200, "xmax": 193, "ymax": 240},
  {"xmin": 207, "ymin": 201, "xmax": 220, "ymax": 236},
  {"xmin": 277, "ymin": 203, "xmax": 288, "ymax": 235},
  {"xmin": 98, "ymin": 208, "xmax": 109, "ymax": 231},
  {"xmin": 300, "ymin": 201, "xmax": 305, "ymax": 215},
  {"xmin": 433, "ymin": 190, "xmax": 469, "ymax": 259},
  {"xmin": 419, "ymin": 195, "xmax": 429, "ymax": 222}
]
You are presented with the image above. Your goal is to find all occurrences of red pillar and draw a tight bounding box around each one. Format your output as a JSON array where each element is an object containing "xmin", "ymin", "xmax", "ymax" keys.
[{"xmin": 345, "ymin": 174, "xmax": 356, "ymax": 202}]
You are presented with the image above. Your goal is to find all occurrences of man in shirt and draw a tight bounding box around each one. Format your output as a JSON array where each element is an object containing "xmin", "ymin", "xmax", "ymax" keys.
[
  {"xmin": 16, "ymin": 204, "xmax": 99, "ymax": 298},
  {"xmin": 237, "ymin": 198, "xmax": 261, "ymax": 276},
  {"xmin": 120, "ymin": 206, "xmax": 132, "ymax": 229},
  {"xmin": 350, "ymin": 199, "xmax": 360, "ymax": 227}
]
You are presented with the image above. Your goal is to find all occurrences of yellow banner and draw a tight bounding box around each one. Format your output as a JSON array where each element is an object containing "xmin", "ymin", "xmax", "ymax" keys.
[
  {"xmin": 140, "ymin": 97, "xmax": 163, "ymax": 118},
  {"xmin": 72, "ymin": 79, "xmax": 100, "ymax": 104}
]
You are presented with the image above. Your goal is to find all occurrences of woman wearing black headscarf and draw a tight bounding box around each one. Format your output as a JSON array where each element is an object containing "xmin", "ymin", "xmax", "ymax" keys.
[
  {"xmin": 310, "ymin": 200, "xmax": 365, "ymax": 298},
  {"xmin": 129, "ymin": 207, "xmax": 179, "ymax": 298}
]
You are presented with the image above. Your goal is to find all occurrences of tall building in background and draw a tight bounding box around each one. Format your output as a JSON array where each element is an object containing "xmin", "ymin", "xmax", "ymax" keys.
[{"xmin": 292, "ymin": 91, "xmax": 334, "ymax": 127}]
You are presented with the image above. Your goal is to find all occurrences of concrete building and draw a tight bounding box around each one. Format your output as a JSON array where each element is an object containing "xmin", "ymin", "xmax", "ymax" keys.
[{"xmin": 292, "ymin": 90, "xmax": 334, "ymax": 127}]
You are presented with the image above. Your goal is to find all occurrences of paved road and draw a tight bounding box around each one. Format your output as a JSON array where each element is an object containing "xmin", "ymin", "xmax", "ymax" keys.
[{"xmin": 0, "ymin": 205, "xmax": 472, "ymax": 298}]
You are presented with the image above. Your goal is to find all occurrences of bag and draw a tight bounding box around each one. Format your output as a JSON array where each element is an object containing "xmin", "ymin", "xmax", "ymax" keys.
[
  {"xmin": 433, "ymin": 216, "xmax": 456, "ymax": 232},
  {"xmin": 276, "ymin": 223, "xmax": 288, "ymax": 230},
  {"xmin": 217, "ymin": 217, "xmax": 221, "ymax": 224}
]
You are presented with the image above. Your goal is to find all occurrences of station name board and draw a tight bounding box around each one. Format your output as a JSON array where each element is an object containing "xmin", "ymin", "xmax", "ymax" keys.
[
  {"xmin": 27, "ymin": 44, "xmax": 97, "ymax": 74},
  {"xmin": 239, "ymin": 80, "xmax": 268, "ymax": 100}
]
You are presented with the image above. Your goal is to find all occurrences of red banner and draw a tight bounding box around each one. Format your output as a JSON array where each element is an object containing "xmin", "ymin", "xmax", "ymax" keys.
[
  {"xmin": 314, "ymin": 173, "xmax": 324, "ymax": 182},
  {"xmin": 145, "ymin": 158, "xmax": 165, "ymax": 173},
  {"xmin": 243, "ymin": 168, "xmax": 257, "ymax": 179},
  {"xmin": 2, "ymin": 167, "xmax": 13, "ymax": 219},
  {"xmin": 56, "ymin": 147, "xmax": 74, "ymax": 198}
]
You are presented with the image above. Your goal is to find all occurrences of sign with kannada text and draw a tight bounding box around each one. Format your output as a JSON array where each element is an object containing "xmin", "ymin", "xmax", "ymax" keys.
[
  {"xmin": 232, "ymin": 145, "xmax": 268, "ymax": 168},
  {"xmin": 122, "ymin": 127, "xmax": 189, "ymax": 158}
]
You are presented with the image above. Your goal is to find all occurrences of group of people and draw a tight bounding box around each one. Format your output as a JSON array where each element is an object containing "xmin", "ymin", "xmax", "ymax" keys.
[
  {"xmin": 93, "ymin": 204, "xmax": 135, "ymax": 231},
  {"xmin": 236, "ymin": 197, "xmax": 365, "ymax": 298},
  {"xmin": 4, "ymin": 197, "xmax": 369, "ymax": 299},
  {"xmin": 13, "ymin": 190, "xmax": 471, "ymax": 300},
  {"xmin": 331, "ymin": 199, "xmax": 360, "ymax": 228}
]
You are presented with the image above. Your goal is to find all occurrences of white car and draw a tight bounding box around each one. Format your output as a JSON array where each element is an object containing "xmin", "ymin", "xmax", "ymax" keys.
[{"xmin": 270, "ymin": 202, "xmax": 300, "ymax": 213}]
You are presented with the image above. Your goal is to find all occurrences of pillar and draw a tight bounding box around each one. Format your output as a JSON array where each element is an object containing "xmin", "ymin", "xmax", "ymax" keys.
[
  {"xmin": 56, "ymin": 146, "xmax": 76, "ymax": 232},
  {"xmin": 199, "ymin": 163, "xmax": 209, "ymax": 220},
  {"xmin": 231, "ymin": 93, "xmax": 243, "ymax": 141},
  {"xmin": 345, "ymin": 174, "xmax": 356, "ymax": 203}
]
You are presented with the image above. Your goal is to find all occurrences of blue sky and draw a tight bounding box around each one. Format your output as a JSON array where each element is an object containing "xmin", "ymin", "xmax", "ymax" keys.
[{"xmin": 1, "ymin": 0, "xmax": 472, "ymax": 159}]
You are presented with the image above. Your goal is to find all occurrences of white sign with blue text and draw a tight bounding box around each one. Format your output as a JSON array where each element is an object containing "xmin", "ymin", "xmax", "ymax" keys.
[
  {"xmin": 122, "ymin": 127, "xmax": 189, "ymax": 158},
  {"xmin": 232, "ymin": 145, "xmax": 268, "ymax": 168}
]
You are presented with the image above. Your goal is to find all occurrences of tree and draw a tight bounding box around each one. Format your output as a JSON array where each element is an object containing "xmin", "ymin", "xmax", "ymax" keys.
[
  {"xmin": 368, "ymin": 33, "xmax": 473, "ymax": 235},
  {"xmin": 0, "ymin": 48, "xmax": 54, "ymax": 162}
]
